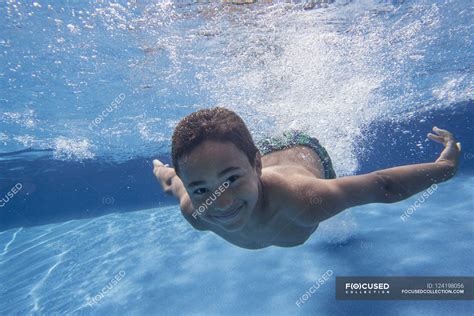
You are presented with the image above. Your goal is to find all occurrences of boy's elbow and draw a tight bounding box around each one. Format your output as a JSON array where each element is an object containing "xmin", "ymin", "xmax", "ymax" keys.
[
  {"xmin": 381, "ymin": 191, "xmax": 408, "ymax": 204},
  {"xmin": 373, "ymin": 172, "xmax": 410, "ymax": 204}
]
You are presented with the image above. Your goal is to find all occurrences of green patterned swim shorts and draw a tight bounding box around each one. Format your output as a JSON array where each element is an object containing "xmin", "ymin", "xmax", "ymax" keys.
[{"xmin": 257, "ymin": 130, "xmax": 337, "ymax": 179}]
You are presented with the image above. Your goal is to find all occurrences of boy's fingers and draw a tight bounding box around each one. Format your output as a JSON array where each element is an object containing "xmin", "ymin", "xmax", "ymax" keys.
[
  {"xmin": 431, "ymin": 127, "xmax": 456, "ymax": 144},
  {"xmin": 427, "ymin": 133, "xmax": 444, "ymax": 143},
  {"xmin": 433, "ymin": 126, "xmax": 452, "ymax": 137},
  {"xmin": 153, "ymin": 159, "xmax": 170, "ymax": 170},
  {"xmin": 153, "ymin": 160, "xmax": 166, "ymax": 179},
  {"xmin": 152, "ymin": 159, "xmax": 174, "ymax": 188}
]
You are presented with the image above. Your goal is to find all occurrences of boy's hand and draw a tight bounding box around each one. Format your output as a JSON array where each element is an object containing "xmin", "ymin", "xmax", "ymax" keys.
[
  {"xmin": 153, "ymin": 159, "xmax": 177, "ymax": 195},
  {"xmin": 427, "ymin": 127, "xmax": 461, "ymax": 166}
]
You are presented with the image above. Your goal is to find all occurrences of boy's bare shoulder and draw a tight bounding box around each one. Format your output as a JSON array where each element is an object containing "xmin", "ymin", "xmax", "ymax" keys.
[
  {"xmin": 261, "ymin": 165, "xmax": 324, "ymax": 194},
  {"xmin": 261, "ymin": 167, "xmax": 323, "ymax": 210},
  {"xmin": 261, "ymin": 166, "xmax": 331, "ymax": 226}
]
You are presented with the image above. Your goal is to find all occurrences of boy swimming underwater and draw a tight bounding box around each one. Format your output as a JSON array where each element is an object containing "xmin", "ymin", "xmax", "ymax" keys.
[{"xmin": 153, "ymin": 107, "xmax": 461, "ymax": 249}]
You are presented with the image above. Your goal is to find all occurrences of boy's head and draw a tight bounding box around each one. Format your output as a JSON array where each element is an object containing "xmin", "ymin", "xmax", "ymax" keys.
[
  {"xmin": 171, "ymin": 107, "xmax": 263, "ymax": 232},
  {"xmin": 172, "ymin": 107, "xmax": 259, "ymax": 176}
]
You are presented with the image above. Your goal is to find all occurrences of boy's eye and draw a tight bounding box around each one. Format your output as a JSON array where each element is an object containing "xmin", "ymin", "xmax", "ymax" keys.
[
  {"xmin": 192, "ymin": 175, "xmax": 240, "ymax": 195},
  {"xmin": 193, "ymin": 188, "xmax": 208, "ymax": 195},
  {"xmin": 227, "ymin": 175, "xmax": 240, "ymax": 183}
]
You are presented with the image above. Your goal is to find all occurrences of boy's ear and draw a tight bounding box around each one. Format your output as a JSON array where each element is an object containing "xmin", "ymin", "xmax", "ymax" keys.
[{"xmin": 254, "ymin": 152, "xmax": 262, "ymax": 176}]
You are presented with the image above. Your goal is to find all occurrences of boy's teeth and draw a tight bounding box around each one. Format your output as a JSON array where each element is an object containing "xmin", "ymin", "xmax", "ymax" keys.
[{"xmin": 216, "ymin": 204, "xmax": 242, "ymax": 218}]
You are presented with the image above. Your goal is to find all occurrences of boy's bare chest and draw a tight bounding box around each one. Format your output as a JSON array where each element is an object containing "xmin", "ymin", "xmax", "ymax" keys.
[
  {"xmin": 214, "ymin": 207, "xmax": 317, "ymax": 249},
  {"xmin": 212, "ymin": 149, "xmax": 323, "ymax": 249}
]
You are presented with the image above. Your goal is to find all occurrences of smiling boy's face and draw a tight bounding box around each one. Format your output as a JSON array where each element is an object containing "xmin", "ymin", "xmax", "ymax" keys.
[{"xmin": 177, "ymin": 140, "xmax": 262, "ymax": 232}]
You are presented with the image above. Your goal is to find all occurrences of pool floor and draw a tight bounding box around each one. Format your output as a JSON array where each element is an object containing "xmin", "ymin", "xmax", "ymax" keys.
[{"xmin": 0, "ymin": 172, "xmax": 473, "ymax": 315}]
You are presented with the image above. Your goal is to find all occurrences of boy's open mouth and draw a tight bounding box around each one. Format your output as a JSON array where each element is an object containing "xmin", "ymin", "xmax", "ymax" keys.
[{"xmin": 211, "ymin": 203, "xmax": 245, "ymax": 220}]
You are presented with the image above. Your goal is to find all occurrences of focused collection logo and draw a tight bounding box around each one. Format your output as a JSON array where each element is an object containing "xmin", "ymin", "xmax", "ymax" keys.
[
  {"xmin": 345, "ymin": 282, "xmax": 390, "ymax": 294},
  {"xmin": 337, "ymin": 277, "xmax": 472, "ymax": 300}
]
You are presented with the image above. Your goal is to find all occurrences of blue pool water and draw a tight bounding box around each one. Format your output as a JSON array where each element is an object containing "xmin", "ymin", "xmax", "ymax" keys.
[
  {"xmin": 0, "ymin": 0, "xmax": 473, "ymax": 315},
  {"xmin": 0, "ymin": 174, "xmax": 473, "ymax": 315}
]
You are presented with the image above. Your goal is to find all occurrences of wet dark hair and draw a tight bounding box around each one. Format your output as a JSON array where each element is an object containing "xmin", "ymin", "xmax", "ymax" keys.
[{"xmin": 171, "ymin": 107, "xmax": 259, "ymax": 176}]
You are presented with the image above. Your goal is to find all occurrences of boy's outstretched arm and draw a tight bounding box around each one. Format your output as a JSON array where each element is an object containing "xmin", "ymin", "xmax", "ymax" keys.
[
  {"xmin": 152, "ymin": 160, "xmax": 207, "ymax": 230},
  {"xmin": 362, "ymin": 126, "xmax": 460, "ymax": 203},
  {"xmin": 291, "ymin": 127, "xmax": 461, "ymax": 225}
]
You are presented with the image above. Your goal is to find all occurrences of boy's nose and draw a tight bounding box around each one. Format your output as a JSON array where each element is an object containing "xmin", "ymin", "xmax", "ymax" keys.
[{"xmin": 213, "ymin": 195, "xmax": 234, "ymax": 212}]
